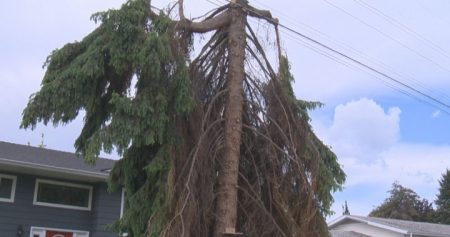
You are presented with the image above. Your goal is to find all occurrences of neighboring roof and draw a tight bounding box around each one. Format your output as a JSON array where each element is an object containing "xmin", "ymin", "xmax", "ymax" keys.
[
  {"xmin": 329, "ymin": 215, "xmax": 450, "ymax": 237},
  {"xmin": 0, "ymin": 141, "xmax": 115, "ymax": 181},
  {"xmin": 330, "ymin": 230, "xmax": 370, "ymax": 237}
]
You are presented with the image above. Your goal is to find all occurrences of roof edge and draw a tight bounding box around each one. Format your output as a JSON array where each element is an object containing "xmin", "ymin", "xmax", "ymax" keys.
[
  {"xmin": 0, "ymin": 157, "xmax": 110, "ymax": 181},
  {"xmin": 328, "ymin": 215, "xmax": 408, "ymax": 234}
]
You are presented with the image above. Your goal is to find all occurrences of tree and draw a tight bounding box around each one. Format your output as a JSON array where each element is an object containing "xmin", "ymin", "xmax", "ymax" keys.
[
  {"xmin": 21, "ymin": 0, "xmax": 345, "ymax": 236},
  {"xmin": 370, "ymin": 182, "xmax": 435, "ymax": 222},
  {"xmin": 435, "ymin": 169, "xmax": 450, "ymax": 224}
]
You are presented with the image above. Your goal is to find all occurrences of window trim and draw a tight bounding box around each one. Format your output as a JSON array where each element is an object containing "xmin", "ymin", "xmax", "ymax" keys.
[
  {"xmin": 119, "ymin": 188, "xmax": 129, "ymax": 237},
  {"xmin": 33, "ymin": 178, "xmax": 93, "ymax": 211},
  {"xmin": 30, "ymin": 226, "xmax": 89, "ymax": 237},
  {"xmin": 0, "ymin": 173, "xmax": 17, "ymax": 203},
  {"xmin": 120, "ymin": 188, "xmax": 125, "ymax": 218}
]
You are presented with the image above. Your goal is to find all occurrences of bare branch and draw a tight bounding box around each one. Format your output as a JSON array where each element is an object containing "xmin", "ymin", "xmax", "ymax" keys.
[
  {"xmin": 178, "ymin": 0, "xmax": 185, "ymax": 20},
  {"xmin": 147, "ymin": 0, "xmax": 159, "ymax": 20},
  {"xmin": 233, "ymin": 3, "xmax": 279, "ymax": 26},
  {"xmin": 177, "ymin": 11, "xmax": 231, "ymax": 33},
  {"xmin": 204, "ymin": 4, "xmax": 230, "ymax": 20},
  {"xmin": 148, "ymin": 0, "xmax": 230, "ymax": 33},
  {"xmin": 246, "ymin": 24, "xmax": 277, "ymax": 77},
  {"xmin": 275, "ymin": 24, "xmax": 283, "ymax": 66},
  {"xmin": 246, "ymin": 5, "xmax": 274, "ymax": 22}
]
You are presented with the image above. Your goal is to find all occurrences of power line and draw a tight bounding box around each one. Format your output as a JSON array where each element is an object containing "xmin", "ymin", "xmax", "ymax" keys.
[
  {"xmin": 202, "ymin": 0, "xmax": 450, "ymax": 112},
  {"xmin": 277, "ymin": 24, "xmax": 450, "ymax": 112},
  {"xmin": 243, "ymin": 0, "xmax": 450, "ymax": 111},
  {"xmin": 247, "ymin": 0, "xmax": 450, "ymax": 103},
  {"xmin": 353, "ymin": 0, "xmax": 450, "ymax": 60},
  {"xmin": 279, "ymin": 26, "xmax": 450, "ymax": 114},
  {"xmin": 415, "ymin": 0, "xmax": 450, "ymax": 28},
  {"xmin": 321, "ymin": 0, "xmax": 450, "ymax": 74}
]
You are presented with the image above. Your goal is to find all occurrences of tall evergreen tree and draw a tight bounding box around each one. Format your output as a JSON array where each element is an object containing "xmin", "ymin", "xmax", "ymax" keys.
[
  {"xmin": 435, "ymin": 169, "xmax": 450, "ymax": 224},
  {"xmin": 370, "ymin": 182, "xmax": 435, "ymax": 222},
  {"xmin": 21, "ymin": 0, "xmax": 345, "ymax": 236}
]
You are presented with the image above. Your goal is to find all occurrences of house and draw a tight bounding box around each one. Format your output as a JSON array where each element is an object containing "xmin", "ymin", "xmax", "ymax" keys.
[
  {"xmin": 0, "ymin": 141, "xmax": 123, "ymax": 237},
  {"xmin": 328, "ymin": 215, "xmax": 450, "ymax": 237}
]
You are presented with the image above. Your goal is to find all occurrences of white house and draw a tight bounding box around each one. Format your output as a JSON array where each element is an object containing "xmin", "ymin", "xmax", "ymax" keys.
[{"xmin": 328, "ymin": 215, "xmax": 450, "ymax": 237}]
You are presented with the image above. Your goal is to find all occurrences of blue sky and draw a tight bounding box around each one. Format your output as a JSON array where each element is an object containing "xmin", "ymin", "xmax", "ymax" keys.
[{"xmin": 1, "ymin": 0, "xmax": 450, "ymax": 222}]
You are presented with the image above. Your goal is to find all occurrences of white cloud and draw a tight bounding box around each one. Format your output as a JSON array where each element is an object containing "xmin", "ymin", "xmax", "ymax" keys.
[
  {"xmin": 338, "ymin": 144, "xmax": 450, "ymax": 190},
  {"xmin": 314, "ymin": 98, "xmax": 450, "ymax": 217},
  {"xmin": 318, "ymin": 98, "xmax": 401, "ymax": 159}
]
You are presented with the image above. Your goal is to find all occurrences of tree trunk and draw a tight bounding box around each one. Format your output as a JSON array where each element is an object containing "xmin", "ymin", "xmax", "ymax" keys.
[{"xmin": 214, "ymin": 1, "xmax": 247, "ymax": 236}]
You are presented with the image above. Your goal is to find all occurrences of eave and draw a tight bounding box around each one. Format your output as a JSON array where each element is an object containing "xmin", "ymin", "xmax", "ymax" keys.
[{"xmin": 0, "ymin": 157, "xmax": 109, "ymax": 182}]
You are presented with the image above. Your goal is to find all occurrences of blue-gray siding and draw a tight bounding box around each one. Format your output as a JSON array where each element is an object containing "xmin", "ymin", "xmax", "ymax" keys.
[
  {"xmin": 91, "ymin": 183, "xmax": 122, "ymax": 236},
  {"xmin": 0, "ymin": 172, "xmax": 121, "ymax": 237}
]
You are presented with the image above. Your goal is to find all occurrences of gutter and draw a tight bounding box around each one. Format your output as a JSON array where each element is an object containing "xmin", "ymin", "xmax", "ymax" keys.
[
  {"xmin": 408, "ymin": 232, "xmax": 450, "ymax": 237},
  {"xmin": 0, "ymin": 157, "xmax": 110, "ymax": 181}
]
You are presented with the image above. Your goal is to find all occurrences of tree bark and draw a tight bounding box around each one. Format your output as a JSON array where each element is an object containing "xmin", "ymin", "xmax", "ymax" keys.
[{"xmin": 214, "ymin": 1, "xmax": 247, "ymax": 237}]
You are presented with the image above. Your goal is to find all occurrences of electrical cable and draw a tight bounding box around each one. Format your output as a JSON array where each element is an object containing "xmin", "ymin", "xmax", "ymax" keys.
[
  {"xmin": 253, "ymin": 0, "xmax": 450, "ymax": 104},
  {"xmin": 322, "ymin": 0, "xmax": 450, "ymax": 74},
  {"xmin": 200, "ymin": 0, "xmax": 450, "ymax": 112},
  {"xmin": 249, "ymin": 0, "xmax": 450, "ymax": 103},
  {"xmin": 353, "ymin": 0, "xmax": 450, "ymax": 60}
]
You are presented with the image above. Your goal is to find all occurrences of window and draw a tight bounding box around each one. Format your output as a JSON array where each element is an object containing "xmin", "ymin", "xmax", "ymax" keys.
[
  {"xmin": 0, "ymin": 174, "xmax": 16, "ymax": 202},
  {"xmin": 33, "ymin": 179, "xmax": 92, "ymax": 211}
]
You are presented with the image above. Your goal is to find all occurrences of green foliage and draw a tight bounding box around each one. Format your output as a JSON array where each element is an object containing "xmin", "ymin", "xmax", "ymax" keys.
[
  {"xmin": 21, "ymin": 1, "xmax": 192, "ymax": 236},
  {"xmin": 278, "ymin": 56, "xmax": 323, "ymax": 120},
  {"xmin": 21, "ymin": 1, "xmax": 345, "ymax": 236},
  {"xmin": 309, "ymin": 133, "xmax": 345, "ymax": 216},
  {"xmin": 279, "ymin": 56, "xmax": 344, "ymax": 216},
  {"xmin": 21, "ymin": 0, "xmax": 193, "ymax": 159},
  {"xmin": 370, "ymin": 182, "xmax": 435, "ymax": 222},
  {"xmin": 435, "ymin": 169, "xmax": 450, "ymax": 224},
  {"xmin": 110, "ymin": 144, "xmax": 172, "ymax": 236}
]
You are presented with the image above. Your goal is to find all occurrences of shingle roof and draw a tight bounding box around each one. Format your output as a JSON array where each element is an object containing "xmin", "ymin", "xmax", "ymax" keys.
[
  {"xmin": 329, "ymin": 215, "xmax": 450, "ymax": 237},
  {"xmin": 355, "ymin": 215, "xmax": 450, "ymax": 236},
  {"xmin": 330, "ymin": 230, "xmax": 370, "ymax": 237},
  {"xmin": 0, "ymin": 141, "xmax": 115, "ymax": 179}
]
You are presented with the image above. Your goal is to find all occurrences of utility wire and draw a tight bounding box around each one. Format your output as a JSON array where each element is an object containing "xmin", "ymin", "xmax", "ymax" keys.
[
  {"xmin": 279, "ymin": 26, "xmax": 450, "ymax": 114},
  {"xmin": 248, "ymin": 0, "xmax": 450, "ymax": 103},
  {"xmin": 322, "ymin": 0, "xmax": 450, "ymax": 74},
  {"xmin": 243, "ymin": 0, "xmax": 450, "ymax": 111},
  {"xmin": 203, "ymin": 0, "xmax": 450, "ymax": 112},
  {"xmin": 282, "ymin": 23, "xmax": 450, "ymax": 111},
  {"xmin": 253, "ymin": 0, "xmax": 450, "ymax": 104},
  {"xmin": 416, "ymin": 0, "xmax": 450, "ymax": 29},
  {"xmin": 353, "ymin": 0, "xmax": 450, "ymax": 60}
]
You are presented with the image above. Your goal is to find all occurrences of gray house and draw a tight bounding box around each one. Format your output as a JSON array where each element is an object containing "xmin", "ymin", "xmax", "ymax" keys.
[
  {"xmin": 0, "ymin": 141, "xmax": 123, "ymax": 237},
  {"xmin": 329, "ymin": 215, "xmax": 450, "ymax": 237}
]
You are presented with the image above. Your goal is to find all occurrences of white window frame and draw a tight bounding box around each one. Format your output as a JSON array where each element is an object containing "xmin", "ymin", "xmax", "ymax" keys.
[
  {"xmin": 0, "ymin": 173, "xmax": 17, "ymax": 203},
  {"xmin": 119, "ymin": 188, "xmax": 129, "ymax": 237},
  {"xmin": 30, "ymin": 226, "xmax": 89, "ymax": 237},
  {"xmin": 33, "ymin": 179, "xmax": 93, "ymax": 211},
  {"xmin": 120, "ymin": 188, "xmax": 125, "ymax": 218}
]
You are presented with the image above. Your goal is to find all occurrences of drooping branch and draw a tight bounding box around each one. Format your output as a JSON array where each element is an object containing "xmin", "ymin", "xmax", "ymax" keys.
[
  {"xmin": 246, "ymin": 23, "xmax": 277, "ymax": 77},
  {"xmin": 22, "ymin": 1, "xmax": 345, "ymax": 236}
]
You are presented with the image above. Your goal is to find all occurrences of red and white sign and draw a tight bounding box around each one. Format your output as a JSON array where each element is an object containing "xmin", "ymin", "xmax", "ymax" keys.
[{"xmin": 45, "ymin": 230, "xmax": 73, "ymax": 237}]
